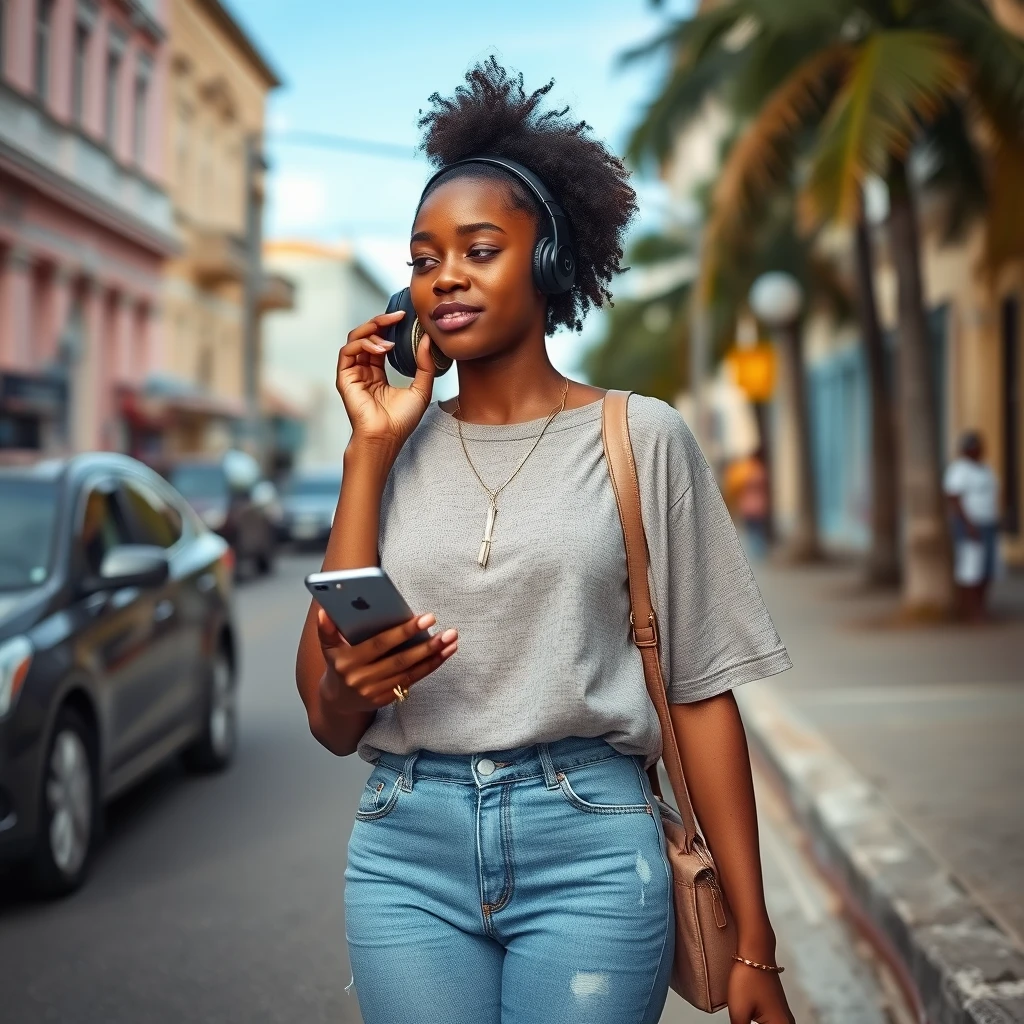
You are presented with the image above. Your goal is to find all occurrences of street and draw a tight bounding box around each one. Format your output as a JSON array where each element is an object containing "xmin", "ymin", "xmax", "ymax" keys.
[{"xmin": 0, "ymin": 554, "xmax": 902, "ymax": 1024}]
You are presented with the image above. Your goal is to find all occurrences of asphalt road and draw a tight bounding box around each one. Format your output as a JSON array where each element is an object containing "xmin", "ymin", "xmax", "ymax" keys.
[{"xmin": 0, "ymin": 554, "xmax": 902, "ymax": 1023}]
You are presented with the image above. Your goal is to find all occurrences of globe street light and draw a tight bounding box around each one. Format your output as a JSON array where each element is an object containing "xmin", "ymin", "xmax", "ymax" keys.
[
  {"xmin": 749, "ymin": 271, "xmax": 820, "ymax": 561},
  {"xmin": 749, "ymin": 272, "xmax": 804, "ymax": 328}
]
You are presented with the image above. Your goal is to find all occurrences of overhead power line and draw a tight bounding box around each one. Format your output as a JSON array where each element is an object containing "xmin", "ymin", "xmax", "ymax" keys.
[{"xmin": 268, "ymin": 130, "xmax": 417, "ymax": 160}]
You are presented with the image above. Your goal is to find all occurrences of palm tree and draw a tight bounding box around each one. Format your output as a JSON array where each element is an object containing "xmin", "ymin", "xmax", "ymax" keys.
[
  {"xmin": 628, "ymin": 0, "xmax": 1024, "ymax": 613},
  {"xmin": 854, "ymin": 202, "xmax": 900, "ymax": 586}
]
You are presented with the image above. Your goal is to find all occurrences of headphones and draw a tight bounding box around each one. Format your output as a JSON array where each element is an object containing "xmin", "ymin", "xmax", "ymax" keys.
[{"xmin": 383, "ymin": 155, "xmax": 577, "ymax": 378}]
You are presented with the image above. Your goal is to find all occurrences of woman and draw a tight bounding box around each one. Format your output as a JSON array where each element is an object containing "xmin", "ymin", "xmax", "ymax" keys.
[{"xmin": 295, "ymin": 59, "xmax": 795, "ymax": 1024}]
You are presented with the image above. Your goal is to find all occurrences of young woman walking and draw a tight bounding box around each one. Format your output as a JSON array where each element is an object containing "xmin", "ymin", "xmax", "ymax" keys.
[{"xmin": 295, "ymin": 59, "xmax": 795, "ymax": 1024}]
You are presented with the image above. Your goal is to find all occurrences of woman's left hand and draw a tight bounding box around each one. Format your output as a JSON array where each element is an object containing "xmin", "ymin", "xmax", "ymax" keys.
[{"xmin": 727, "ymin": 962, "xmax": 796, "ymax": 1024}]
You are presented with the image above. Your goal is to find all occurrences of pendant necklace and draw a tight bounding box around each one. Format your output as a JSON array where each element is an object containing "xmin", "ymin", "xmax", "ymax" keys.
[{"xmin": 454, "ymin": 377, "xmax": 570, "ymax": 568}]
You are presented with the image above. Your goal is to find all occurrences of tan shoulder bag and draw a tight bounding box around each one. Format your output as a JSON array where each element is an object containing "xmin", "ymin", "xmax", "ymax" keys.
[{"xmin": 601, "ymin": 389, "xmax": 737, "ymax": 1013}]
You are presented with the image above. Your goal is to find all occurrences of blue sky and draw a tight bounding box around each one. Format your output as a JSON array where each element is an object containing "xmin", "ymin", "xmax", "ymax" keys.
[{"xmin": 235, "ymin": 0, "xmax": 694, "ymax": 375}]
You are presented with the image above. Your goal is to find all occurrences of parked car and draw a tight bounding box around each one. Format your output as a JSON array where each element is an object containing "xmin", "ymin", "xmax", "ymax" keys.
[
  {"xmin": 279, "ymin": 467, "xmax": 342, "ymax": 547},
  {"xmin": 165, "ymin": 450, "xmax": 280, "ymax": 576},
  {"xmin": 0, "ymin": 452, "xmax": 238, "ymax": 896}
]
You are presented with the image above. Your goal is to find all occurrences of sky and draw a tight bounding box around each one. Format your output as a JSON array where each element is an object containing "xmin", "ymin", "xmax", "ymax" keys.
[{"xmin": 235, "ymin": 0, "xmax": 695, "ymax": 378}]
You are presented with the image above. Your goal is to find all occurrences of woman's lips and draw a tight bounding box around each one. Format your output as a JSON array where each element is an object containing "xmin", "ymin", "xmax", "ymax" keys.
[{"xmin": 432, "ymin": 309, "xmax": 482, "ymax": 332}]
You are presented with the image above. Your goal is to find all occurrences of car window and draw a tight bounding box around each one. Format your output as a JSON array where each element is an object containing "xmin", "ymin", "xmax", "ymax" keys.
[
  {"xmin": 122, "ymin": 479, "xmax": 183, "ymax": 549},
  {"xmin": 0, "ymin": 478, "xmax": 60, "ymax": 589},
  {"xmin": 77, "ymin": 487, "xmax": 131, "ymax": 577},
  {"xmin": 168, "ymin": 464, "xmax": 228, "ymax": 501},
  {"xmin": 285, "ymin": 475, "xmax": 343, "ymax": 498}
]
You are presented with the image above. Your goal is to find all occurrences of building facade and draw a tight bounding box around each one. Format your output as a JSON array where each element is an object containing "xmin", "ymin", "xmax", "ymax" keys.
[
  {"xmin": 262, "ymin": 240, "xmax": 391, "ymax": 469},
  {"xmin": 0, "ymin": 0, "xmax": 175, "ymax": 452},
  {"xmin": 132, "ymin": 0, "xmax": 292, "ymax": 459}
]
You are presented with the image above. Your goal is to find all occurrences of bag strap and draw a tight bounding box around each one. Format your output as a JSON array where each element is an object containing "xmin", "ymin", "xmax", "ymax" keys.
[{"xmin": 601, "ymin": 390, "xmax": 698, "ymax": 852}]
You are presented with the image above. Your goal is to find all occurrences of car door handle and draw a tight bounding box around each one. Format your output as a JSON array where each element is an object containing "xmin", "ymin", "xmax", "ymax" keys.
[
  {"xmin": 154, "ymin": 599, "xmax": 175, "ymax": 623},
  {"xmin": 197, "ymin": 572, "xmax": 217, "ymax": 593}
]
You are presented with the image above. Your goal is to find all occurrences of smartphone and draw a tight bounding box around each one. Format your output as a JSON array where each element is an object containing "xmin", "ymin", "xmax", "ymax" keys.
[{"xmin": 305, "ymin": 567, "xmax": 432, "ymax": 654}]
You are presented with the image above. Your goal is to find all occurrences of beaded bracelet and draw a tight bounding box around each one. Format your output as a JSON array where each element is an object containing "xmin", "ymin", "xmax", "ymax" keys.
[{"xmin": 733, "ymin": 955, "xmax": 785, "ymax": 974}]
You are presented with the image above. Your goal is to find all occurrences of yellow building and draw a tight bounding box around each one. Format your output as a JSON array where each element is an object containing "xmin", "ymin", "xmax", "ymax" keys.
[{"xmin": 154, "ymin": 0, "xmax": 292, "ymax": 455}]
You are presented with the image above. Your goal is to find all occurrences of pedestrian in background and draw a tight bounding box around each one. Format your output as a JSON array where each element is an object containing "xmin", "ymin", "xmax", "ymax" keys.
[
  {"xmin": 726, "ymin": 447, "xmax": 771, "ymax": 560},
  {"xmin": 295, "ymin": 59, "xmax": 794, "ymax": 1024},
  {"xmin": 944, "ymin": 430, "xmax": 1000, "ymax": 622}
]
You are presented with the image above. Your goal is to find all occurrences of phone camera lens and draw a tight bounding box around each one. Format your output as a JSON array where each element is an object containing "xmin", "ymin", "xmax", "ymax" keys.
[{"xmin": 335, "ymin": 583, "xmax": 343, "ymax": 589}]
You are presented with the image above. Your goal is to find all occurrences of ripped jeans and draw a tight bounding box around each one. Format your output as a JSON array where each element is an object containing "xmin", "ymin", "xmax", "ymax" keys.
[{"xmin": 344, "ymin": 736, "xmax": 674, "ymax": 1024}]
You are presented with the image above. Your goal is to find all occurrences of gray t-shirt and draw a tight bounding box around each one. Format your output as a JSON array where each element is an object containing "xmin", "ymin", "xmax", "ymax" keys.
[{"xmin": 358, "ymin": 394, "xmax": 791, "ymax": 767}]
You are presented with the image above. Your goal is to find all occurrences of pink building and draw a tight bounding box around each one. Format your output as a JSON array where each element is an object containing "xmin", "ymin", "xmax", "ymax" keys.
[{"xmin": 0, "ymin": 0, "xmax": 175, "ymax": 452}]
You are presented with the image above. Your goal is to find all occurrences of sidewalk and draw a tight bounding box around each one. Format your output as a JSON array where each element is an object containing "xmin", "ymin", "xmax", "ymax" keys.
[{"xmin": 740, "ymin": 559, "xmax": 1024, "ymax": 1022}]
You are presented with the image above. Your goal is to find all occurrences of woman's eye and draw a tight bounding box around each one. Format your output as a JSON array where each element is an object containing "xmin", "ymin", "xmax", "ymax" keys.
[
  {"xmin": 407, "ymin": 256, "xmax": 436, "ymax": 273},
  {"xmin": 469, "ymin": 247, "xmax": 499, "ymax": 260}
]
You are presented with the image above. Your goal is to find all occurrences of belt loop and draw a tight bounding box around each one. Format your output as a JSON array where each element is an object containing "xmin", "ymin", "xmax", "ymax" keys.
[
  {"xmin": 537, "ymin": 744, "xmax": 560, "ymax": 790},
  {"xmin": 401, "ymin": 751, "xmax": 419, "ymax": 792}
]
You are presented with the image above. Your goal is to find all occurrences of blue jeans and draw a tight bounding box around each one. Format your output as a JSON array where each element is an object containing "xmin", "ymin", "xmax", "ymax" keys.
[{"xmin": 344, "ymin": 736, "xmax": 675, "ymax": 1024}]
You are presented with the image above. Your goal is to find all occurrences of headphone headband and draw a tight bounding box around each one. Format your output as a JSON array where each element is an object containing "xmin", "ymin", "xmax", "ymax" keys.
[{"xmin": 420, "ymin": 155, "xmax": 576, "ymax": 295}]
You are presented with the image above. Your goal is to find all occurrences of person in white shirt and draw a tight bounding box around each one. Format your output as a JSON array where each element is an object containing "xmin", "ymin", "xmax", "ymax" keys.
[{"xmin": 944, "ymin": 431, "xmax": 1000, "ymax": 621}]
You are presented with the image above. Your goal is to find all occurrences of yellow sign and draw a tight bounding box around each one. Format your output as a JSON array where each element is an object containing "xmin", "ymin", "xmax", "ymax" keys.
[{"xmin": 727, "ymin": 343, "xmax": 776, "ymax": 402}]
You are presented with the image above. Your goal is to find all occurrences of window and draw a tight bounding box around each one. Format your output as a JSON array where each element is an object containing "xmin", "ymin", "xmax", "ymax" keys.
[
  {"xmin": 133, "ymin": 54, "xmax": 152, "ymax": 166},
  {"xmin": 35, "ymin": 0, "xmax": 53, "ymax": 100},
  {"xmin": 77, "ymin": 487, "xmax": 130, "ymax": 578},
  {"xmin": 0, "ymin": 478, "xmax": 59, "ymax": 589},
  {"xmin": 72, "ymin": 21, "xmax": 90, "ymax": 126},
  {"xmin": 105, "ymin": 38, "xmax": 124, "ymax": 146},
  {"xmin": 122, "ymin": 478, "xmax": 183, "ymax": 548}
]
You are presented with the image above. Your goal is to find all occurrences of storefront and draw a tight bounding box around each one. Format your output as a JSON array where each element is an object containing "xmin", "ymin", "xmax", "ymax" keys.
[{"xmin": 0, "ymin": 371, "xmax": 68, "ymax": 451}]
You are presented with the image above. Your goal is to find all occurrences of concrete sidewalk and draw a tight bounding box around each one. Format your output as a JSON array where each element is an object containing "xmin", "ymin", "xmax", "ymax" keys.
[{"xmin": 741, "ymin": 559, "xmax": 1024, "ymax": 1023}]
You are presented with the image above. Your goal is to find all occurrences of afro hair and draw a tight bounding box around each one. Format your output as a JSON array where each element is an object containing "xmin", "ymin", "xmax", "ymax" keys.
[{"xmin": 416, "ymin": 57, "xmax": 638, "ymax": 335}]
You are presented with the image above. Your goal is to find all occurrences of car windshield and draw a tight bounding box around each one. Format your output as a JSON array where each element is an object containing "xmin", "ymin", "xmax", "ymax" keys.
[
  {"xmin": 285, "ymin": 476, "xmax": 341, "ymax": 498},
  {"xmin": 169, "ymin": 464, "xmax": 228, "ymax": 501},
  {"xmin": 0, "ymin": 478, "xmax": 59, "ymax": 590}
]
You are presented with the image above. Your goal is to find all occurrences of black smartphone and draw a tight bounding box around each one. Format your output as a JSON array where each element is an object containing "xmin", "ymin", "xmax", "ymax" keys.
[{"xmin": 305, "ymin": 567, "xmax": 431, "ymax": 653}]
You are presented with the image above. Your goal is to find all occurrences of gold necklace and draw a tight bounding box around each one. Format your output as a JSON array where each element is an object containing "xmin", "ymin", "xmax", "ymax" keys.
[{"xmin": 454, "ymin": 377, "xmax": 570, "ymax": 567}]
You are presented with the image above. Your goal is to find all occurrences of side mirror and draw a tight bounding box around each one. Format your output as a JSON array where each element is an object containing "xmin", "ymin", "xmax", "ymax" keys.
[{"xmin": 85, "ymin": 545, "xmax": 169, "ymax": 593}]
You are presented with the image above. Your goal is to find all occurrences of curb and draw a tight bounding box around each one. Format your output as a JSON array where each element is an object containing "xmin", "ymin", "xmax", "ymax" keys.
[{"xmin": 737, "ymin": 685, "xmax": 1024, "ymax": 1024}]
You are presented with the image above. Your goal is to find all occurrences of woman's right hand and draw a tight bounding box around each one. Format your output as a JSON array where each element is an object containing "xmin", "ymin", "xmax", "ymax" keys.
[
  {"xmin": 316, "ymin": 608, "xmax": 458, "ymax": 714},
  {"xmin": 336, "ymin": 310, "xmax": 439, "ymax": 454}
]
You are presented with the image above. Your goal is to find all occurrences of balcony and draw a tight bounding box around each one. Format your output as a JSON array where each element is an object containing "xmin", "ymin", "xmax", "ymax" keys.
[
  {"xmin": 0, "ymin": 82, "xmax": 176, "ymax": 254},
  {"xmin": 191, "ymin": 228, "xmax": 249, "ymax": 287},
  {"xmin": 259, "ymin": 272, "xmax": 295, "ymax": 313}
]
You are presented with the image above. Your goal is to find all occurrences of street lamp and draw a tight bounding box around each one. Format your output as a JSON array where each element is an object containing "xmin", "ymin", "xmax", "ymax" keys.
[{"xmin": 749, "ymin": 271, "xmax": 820, "ymax": 561}]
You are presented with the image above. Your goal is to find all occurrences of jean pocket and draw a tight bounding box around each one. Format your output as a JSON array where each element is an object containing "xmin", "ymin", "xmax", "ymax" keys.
[
  {"xmin": 355, "ymin": 767, "xmax": 403, "ymax": 821},
  {"xmin": 555, "ymin": 756, "xmax": 653, "ymax": 815}
]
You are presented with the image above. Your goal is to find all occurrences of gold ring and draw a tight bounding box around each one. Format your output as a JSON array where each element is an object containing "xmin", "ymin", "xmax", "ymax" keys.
[{"xmin": 392, "ymin": 686, "xmax": 409, "ymax": 703}]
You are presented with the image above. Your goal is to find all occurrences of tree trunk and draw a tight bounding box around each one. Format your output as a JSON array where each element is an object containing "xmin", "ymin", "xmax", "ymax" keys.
[
  {"xmin": 885, "ymin": 159, "xmax": 953, "ymax": 613},
  {"xmin": 854, "ymin": 210, "xmax": 900, "ymax": 587},
  {"xmin": 780, "ymin": 320, "xmax": 821, "ymax": 561}
]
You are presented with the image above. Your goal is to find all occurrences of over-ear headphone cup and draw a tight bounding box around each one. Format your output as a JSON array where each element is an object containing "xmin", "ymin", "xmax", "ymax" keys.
[
  {"xmin": 383, "ymin": 288, "xmax": 420, "ymax": 377},
  {"xmin": 533, "ymin": 238, "xmax": 555, "ymax": 294},
  {"xmin": 382, "ymin": 288, "xmax": 453, "ymax": 377}
]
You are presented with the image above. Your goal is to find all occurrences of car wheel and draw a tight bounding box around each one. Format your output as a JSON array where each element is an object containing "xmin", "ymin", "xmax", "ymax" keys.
[
  {"xmin": 29, "ymin": 707, "xmax": 99, "ymax": 898},
  {"xmin": 182, "ymin": 647, "xmax": 237, "ymax": 773}
]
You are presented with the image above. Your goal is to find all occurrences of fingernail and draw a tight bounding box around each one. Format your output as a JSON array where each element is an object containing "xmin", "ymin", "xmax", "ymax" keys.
[
  {"xmin": 379, "ymin": 340, "xmax": 395, "ymax": 347},
  {"xmin": 442, "ymin": 642, "xmax": 458, "ymax": 657},
  {"xmin": 417, "ymin": 613, "xmax": 436, "ymax": 628},
  {"xmin": 440, "ymin": 628, "xmax": 457, "ymax": 643}
]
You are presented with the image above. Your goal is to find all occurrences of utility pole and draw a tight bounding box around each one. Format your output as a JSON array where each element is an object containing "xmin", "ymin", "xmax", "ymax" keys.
[{"xmin": 241, "ymin": 132, "xmax": 265, "ymax": 464}]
